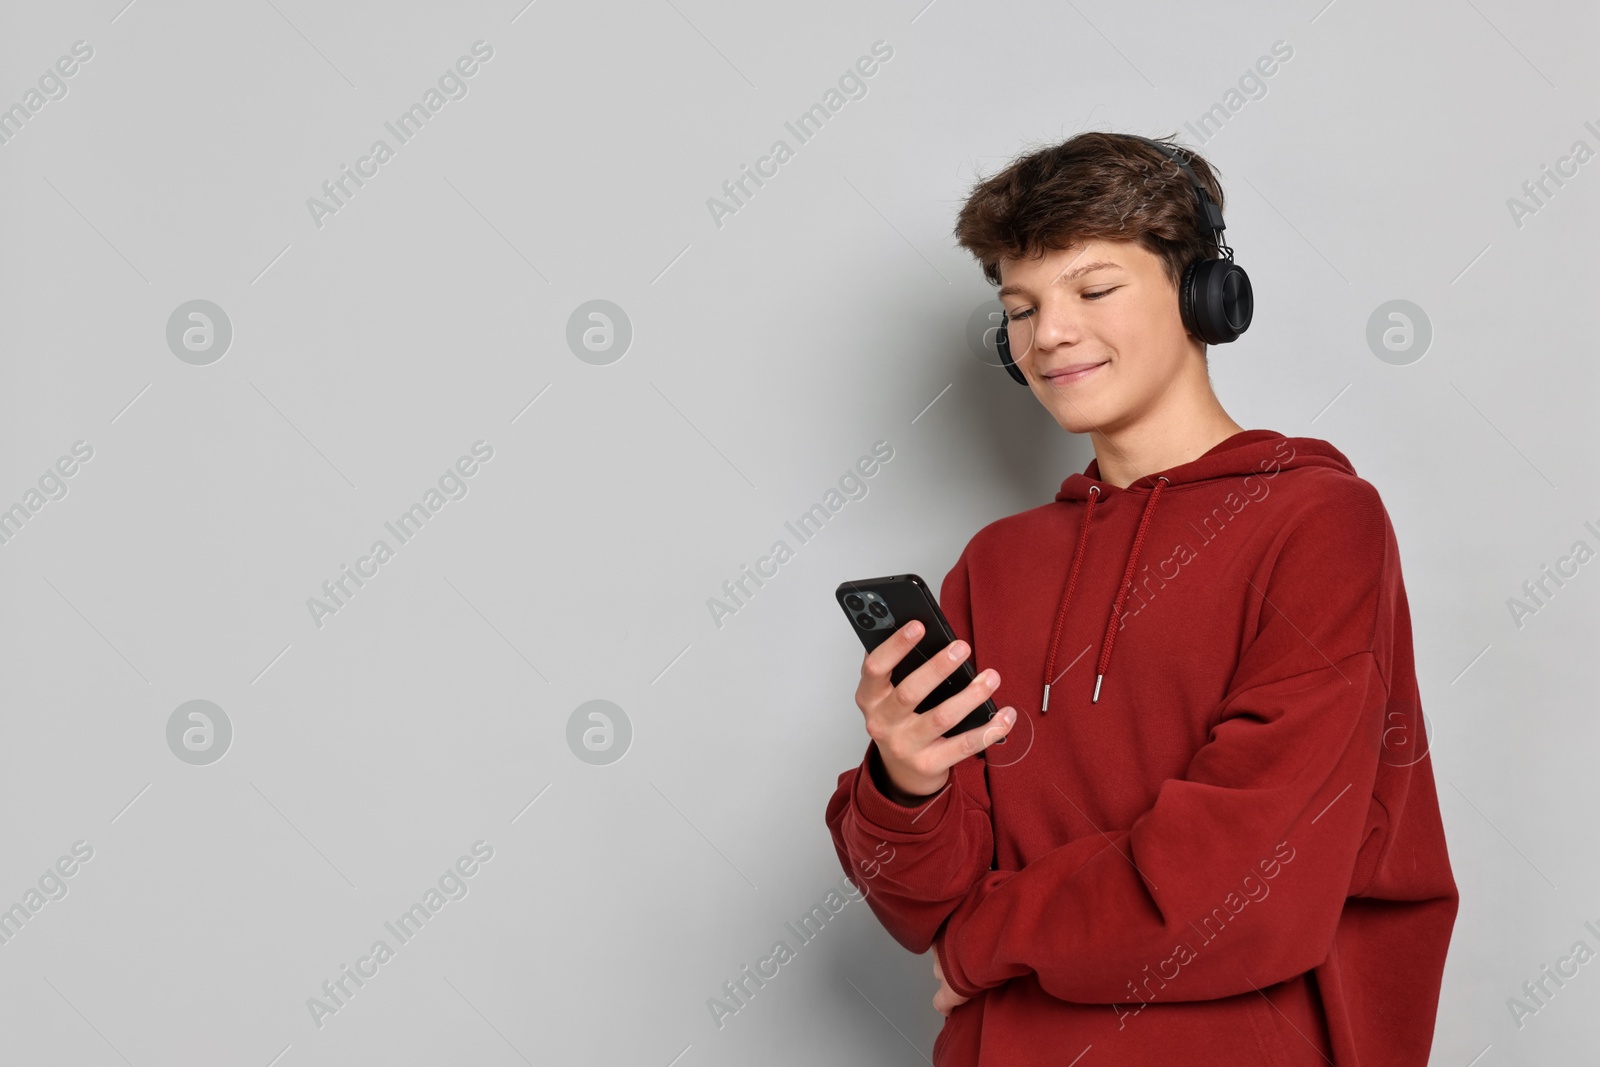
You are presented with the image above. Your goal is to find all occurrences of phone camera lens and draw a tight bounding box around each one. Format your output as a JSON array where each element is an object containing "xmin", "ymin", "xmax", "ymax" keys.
[
  {"xmin": 854, "ymin": 612, "xmax": 875, "ymax": 629},
  {"xmin": 844, "ymin": 594, "xmax": 865, "ymax": 612},
  {"xmin": 868, "ymin": 602, "xmax": 888, "ymax": 618}
]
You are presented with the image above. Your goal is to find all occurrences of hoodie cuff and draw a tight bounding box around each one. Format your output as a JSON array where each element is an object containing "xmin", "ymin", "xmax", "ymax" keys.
[
  {"xmin": 936, "ymin": 870, "xmax": 1017, "ymax": 998},
  {"xmin": 936, "ymin": 924, "xmax": 984, "ymax": 1000},
  {"xmin": 852, "ymin": 743, "xmax": 955, "ymax": 834}
]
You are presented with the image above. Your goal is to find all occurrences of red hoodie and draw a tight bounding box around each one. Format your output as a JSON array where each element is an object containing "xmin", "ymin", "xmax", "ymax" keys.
[{"xmin": 825, "ymin": 429, "xmax": 1457, "ymax": 1066}]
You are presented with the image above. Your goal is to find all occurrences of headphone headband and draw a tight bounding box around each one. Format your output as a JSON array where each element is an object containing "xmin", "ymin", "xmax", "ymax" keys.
[{"xmin": 1126, "ymin": 135, "xmax": 1227, "ymax": 243}]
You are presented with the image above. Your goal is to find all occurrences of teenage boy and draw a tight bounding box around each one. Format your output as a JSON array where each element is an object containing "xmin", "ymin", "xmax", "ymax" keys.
[{"xmin": 824, "ymin": 132, "xmax": 1457, "ymax": 1065}]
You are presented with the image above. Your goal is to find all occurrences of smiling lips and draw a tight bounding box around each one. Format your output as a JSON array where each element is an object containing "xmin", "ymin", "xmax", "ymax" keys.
[{"xmin": 1043, "ymin": 361, "xmax": 1107, "ymax": 385}]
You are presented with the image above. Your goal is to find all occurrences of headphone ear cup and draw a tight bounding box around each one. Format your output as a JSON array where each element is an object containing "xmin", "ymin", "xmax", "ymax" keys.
[
  {"xmin": 996, "ymin": 320, "xmax": 1029, "ymax": 385},
  {"xmin": 1186, "ymin": 259, "xmax": 1254, "ymax": 344},
  {"xmin": 1178, "ymin": 260, "xmax": 1202, "ymax": 341}
]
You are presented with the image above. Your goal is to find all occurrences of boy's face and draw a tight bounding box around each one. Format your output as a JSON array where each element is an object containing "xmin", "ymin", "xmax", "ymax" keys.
[{"xmin": 997, "ymin": 238, "xmax": 1201, "ymax": 437}]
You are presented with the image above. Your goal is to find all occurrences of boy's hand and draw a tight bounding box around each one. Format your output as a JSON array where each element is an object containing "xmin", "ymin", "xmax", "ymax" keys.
[
  {"xmin": 932, "ymin": 937, "xmax": 971, "ymax": 1016},
  {"xmin": 856, "ymin": 620, "xmax": 1017, "ymax": 801}
]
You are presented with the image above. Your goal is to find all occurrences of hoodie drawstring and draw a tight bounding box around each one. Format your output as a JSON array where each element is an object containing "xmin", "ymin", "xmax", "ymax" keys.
[
  {"xmin": 1041, "ymin": 475, "xmax": 1169, "ymax": 711},
  {"xmin": 1040, "ymin": 486, "xmax": 1099, "ymax": 714}
]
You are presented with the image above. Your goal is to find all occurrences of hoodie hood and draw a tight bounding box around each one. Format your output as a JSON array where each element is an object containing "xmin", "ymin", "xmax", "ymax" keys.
[{"xmin": 1042, "ymin": 429, "xmax": 1358, "ymax": 710}]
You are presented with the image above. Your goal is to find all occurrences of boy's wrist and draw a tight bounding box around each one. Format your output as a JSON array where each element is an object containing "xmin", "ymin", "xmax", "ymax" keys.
[{"xmin": 869, "ymin": 744, "xmax": 945, "ymax": 805}]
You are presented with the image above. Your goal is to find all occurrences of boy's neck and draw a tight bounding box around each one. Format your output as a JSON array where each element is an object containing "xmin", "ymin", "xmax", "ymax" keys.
[{"xmin": 1089, "ymin": 381, "xmax": 1245, "ymax": 490}]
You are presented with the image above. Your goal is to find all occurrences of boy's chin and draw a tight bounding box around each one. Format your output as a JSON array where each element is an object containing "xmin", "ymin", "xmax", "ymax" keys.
[{"xmin": 1041, "ymin": 399, "xmax": 1114, "ymax": 436}]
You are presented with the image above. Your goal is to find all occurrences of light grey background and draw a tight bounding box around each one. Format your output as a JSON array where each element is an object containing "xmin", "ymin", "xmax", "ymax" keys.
[{"xmin": 1, "ymin": 0, "xmax": 1596, "ymax": 1063}]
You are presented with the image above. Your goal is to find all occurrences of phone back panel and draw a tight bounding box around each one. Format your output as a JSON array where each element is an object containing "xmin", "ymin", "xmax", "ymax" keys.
[{"xmin": 836, "ymin": 574, "xmax": 998, "ymax": 739}]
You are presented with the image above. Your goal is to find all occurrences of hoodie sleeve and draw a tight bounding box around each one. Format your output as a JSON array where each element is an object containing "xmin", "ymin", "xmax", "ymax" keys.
[
  {"xmin": 824, "ymin": 548, "xmax": 997, "ymax": 954},
  {"xmin": 935, "ymin": 478, "xmax": 1406, "ymax": 1003}
]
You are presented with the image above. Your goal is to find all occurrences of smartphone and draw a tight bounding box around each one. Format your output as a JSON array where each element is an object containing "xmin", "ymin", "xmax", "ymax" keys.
[{"xmin": 836, "ymin": 574, "xmax": 1001, "ymax": 740}]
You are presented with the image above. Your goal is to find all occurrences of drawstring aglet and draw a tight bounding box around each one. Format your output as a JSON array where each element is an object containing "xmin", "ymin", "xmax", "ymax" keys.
[
  {"xmin": 1041, "ymin": 682, "xmax": 1051, "ymax": 715},
  {"xmin": 1092, "ymin": 674, "xmax": 1104, "ymax": 703}
]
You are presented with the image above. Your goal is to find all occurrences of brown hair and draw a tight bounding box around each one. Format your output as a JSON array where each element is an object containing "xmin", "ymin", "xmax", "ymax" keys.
[{"xmin": 953, "ymin": 131, "xmax": 1227, "ymax": 293}]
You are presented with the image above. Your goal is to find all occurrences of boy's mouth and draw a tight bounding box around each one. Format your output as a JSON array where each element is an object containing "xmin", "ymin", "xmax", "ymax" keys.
[{"xmin": 1044, "ymin": 361, "xmax": 1108, "ymax": 385}]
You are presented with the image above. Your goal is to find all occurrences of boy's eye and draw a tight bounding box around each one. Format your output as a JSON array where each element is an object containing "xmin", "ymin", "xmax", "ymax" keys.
[{"xmin": 1008, "ymin": 287, "xmax": 1117, "ymax": 321}]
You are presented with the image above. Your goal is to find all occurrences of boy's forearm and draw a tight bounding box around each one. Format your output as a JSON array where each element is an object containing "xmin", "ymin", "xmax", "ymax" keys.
[{"xmin": 824, "ymin": 744, "xmax": 996, "ymax": 955}]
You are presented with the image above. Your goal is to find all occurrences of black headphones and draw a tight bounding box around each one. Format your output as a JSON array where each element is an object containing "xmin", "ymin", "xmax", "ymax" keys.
[{"xmin": 995, "ymin": 135, "xmax": 1253, "ymax": 386}]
